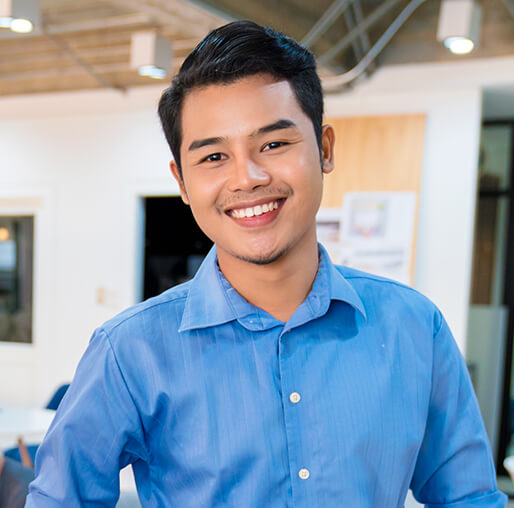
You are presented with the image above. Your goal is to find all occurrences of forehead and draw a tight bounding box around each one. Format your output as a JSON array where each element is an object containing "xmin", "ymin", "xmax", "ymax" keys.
[{"xmin": 180, "ymin": 74, "xmax": 310, "ymax": 148}]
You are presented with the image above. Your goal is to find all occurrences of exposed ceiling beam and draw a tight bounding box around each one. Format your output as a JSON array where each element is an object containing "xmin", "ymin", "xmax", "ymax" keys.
[
  {"xmin": 0, "ymin": 13, "xmax": 152, "ymax": 39},
  {"xmin": 106, "ymin": 0, "xmax": 220, "ymax": 36},
  {"xmin": 352, "ymin": 0, "xmax": 371, "ymax": 54},
  {"xmin": 0, "ymin": 45, "xmax": 128, "ymax": 65},
  {"xmin": 152, "ymin": 0, "xmax": 228, "ymax": 25},
  {"xmin": 0, "ymin": 36, "xmax": 198, "ymax": 59},
  {"xmin": 342, "ymin": 3, "xmax": 363, "ymax": 61},
  {"xmin": 323, "ymin": 0, "xmax": 428, "ymax": 90},
  {"xmin": 499, "ymin": 0, "xmax": 514, "ymax": 17},
  {"xmin": 319, "ymin": 0, "xmax": 401, "ymax": 65},
  {"xmin": 0, "ymin": 58, "xmax": 187, "ymax": 82},
  {"xmin": 184, "ymin": 0, "xmax": 237, "ymax": 23},
  {"xmin": 0, "ymin": 63, "xmax": 131, "ymax": 82},
  {"xmin": 43, "ymin": 31, "xmax": 126, "ymax": 92},
  {"xmin": 301, "ymin": 0, "xmax": 354, "ymax": 48}
]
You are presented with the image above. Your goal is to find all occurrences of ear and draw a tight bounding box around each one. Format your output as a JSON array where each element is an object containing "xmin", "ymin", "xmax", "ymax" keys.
[
  {"xmin": 169, "ymin": 160, "xmax": 190, "ymax": 205},
  {"xmin": 321, "ymin": 124, "xmax": 335, "ymax": 175}
]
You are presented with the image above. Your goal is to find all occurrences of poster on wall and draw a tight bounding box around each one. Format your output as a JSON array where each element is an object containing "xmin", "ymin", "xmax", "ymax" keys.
[
  {"xmin": 340, "ymin": 191, "xmax": 417, "ymax": 285},
  {"xmin": 316, "ymin": 208, "xmax": 344, "ymax": 264},
  {"xmin": 316, "ymin": 192, "xmax": 417, "ymax": 285}
]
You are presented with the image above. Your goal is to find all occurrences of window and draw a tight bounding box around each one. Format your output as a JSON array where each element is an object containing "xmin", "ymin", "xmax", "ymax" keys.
[{"xmin": 0, "ymin": 216, "xmax": 34, "ymax": 343}]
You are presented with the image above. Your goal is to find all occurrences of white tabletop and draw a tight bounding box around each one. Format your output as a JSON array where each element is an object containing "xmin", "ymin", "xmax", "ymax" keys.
[{"xmin": 0, "ymin": 407, "xmax": 55, "ymax": 449}]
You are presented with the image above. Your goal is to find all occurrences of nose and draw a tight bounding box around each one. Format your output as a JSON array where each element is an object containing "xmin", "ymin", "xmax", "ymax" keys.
[{"xmin": 227, "ymin": 156, "xmax": 271, "ymax": 192}]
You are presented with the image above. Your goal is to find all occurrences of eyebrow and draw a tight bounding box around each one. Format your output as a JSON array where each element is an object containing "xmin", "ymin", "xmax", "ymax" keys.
[
  {"xmin": 187, "ymin": 119, "xmax": 298, "ymax": 152},
  {"xmin": 251, "ymin": 119, "xmax": 297, "ymax": 137}
]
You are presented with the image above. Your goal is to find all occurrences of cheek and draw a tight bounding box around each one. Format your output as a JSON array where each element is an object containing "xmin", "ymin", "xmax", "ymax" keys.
[
  {"xmin": 282, "ymin": 151, "xmax": 323, "ymax": 189},
  {"xmin": 184, "ymin": 175, "xmax": 222, "ymax": 206}
]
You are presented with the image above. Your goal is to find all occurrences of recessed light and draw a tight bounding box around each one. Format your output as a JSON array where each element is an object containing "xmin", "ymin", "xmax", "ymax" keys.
[
  {"xmin": 10, "ymin": 18, "xmax": 33, "ymax": 33},
  {"xmin": 138, "ymin": 65, "xmax": 167, "ymax": 79},
  {"xmin": 444, "ymin": 36, "xmax": 475, "ymax": 55}
]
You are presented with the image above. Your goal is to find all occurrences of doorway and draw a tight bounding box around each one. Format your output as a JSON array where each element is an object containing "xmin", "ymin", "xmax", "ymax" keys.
[{"xmin": 142, "ymin": 196, "xmax": 212, "ymax": 300}]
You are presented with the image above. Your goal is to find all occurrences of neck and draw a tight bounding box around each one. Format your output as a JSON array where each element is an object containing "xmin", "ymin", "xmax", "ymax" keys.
[{"xmin": 217, "ymin": 235, "xmax": 319, "ymax": 323}]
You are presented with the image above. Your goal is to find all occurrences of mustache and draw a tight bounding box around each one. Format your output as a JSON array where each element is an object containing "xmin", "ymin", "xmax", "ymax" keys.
[{"xmin": 217, "ymin": 186, "xmax": 292, "ymax": 210}]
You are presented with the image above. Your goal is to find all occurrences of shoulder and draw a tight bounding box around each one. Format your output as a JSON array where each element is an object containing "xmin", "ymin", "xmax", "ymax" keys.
[
  {"xmin": 99, "ymin": 280, "xmax": 192, "ymax": 340},
  {"xmin": 336, "ymin": 265, "xmax": 443, "ymax": 333}
]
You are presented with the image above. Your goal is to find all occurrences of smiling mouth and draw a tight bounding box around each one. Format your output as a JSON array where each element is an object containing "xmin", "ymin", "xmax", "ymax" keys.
[{"xmin": 227, "ymin": 199, "xmax": 284, "ymax": 219}]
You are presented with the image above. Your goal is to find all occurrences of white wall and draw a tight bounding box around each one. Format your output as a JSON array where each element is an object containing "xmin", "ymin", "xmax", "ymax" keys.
[
  {"xmin": 0, "ymin": 87, "xmax": 180, "ymax": 405},
  {"xmin": 1, "ymin": 56, "xmax": 514, "ymax": 408}
]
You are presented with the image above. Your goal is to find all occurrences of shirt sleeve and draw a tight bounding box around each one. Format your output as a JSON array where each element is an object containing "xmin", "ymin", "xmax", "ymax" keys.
[
  {"xmin": 410, "ymin": 313, "xmax": 507, "ymax": 507},
  {"xmin": 25, "ymin": 328, "xmax": 147, "ymax": 507}
]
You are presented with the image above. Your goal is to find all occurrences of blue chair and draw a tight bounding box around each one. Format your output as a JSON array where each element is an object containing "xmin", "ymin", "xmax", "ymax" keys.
[
  {"xmin": 45, "ymin": 384, "xmax": 70, "ymax": 411},
  {"xmin": 3, "ymin": 384, "xmax": 70, "ymax": 464}
]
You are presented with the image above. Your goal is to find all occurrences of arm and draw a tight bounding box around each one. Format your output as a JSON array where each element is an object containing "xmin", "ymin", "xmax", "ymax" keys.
[
  {"xmin": 410, "ymin": 314, "xmax": 507, "ymax": 507},
  {"xmin": 25, "ymin": 328, "xmax": 147, "ymax": 507}
]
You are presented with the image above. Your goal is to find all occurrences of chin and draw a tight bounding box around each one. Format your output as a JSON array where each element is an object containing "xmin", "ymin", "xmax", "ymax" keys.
[{"xmin": 232, "ymin": 244, "xmax": 290, "ymax": 266}]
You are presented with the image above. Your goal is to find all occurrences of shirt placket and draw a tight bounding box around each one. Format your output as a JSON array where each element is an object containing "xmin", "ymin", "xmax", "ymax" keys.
[{"xmin": 278, "ymin": 327, "xmax": 313, "ymax": 508}]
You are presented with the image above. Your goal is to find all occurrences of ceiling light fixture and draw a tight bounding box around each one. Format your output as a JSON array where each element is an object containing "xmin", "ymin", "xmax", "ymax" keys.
[
  {"xmin": 137, "ymin": 65, "xmax": 167, "ymax": 80},
  {"xmin": 10, "ymin": 17, "xmax": 32, "ymax": 33},
  {"xmin": 443, "ymin": 36, "xmax": 475, "ymax": 55},
  {"xmin": 0, "ymin": 0, "xmax": 40, "ymax": 34},
  {"xmin": 437, "ymin": 0, "xmax": 481, "ymax": 55},
  {"xmin": 130, "ymin": 31, "xmax": 172, "ymax": 80}
]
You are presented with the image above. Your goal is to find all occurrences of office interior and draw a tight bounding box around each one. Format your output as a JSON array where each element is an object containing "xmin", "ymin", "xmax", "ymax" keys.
[{"xmin": 0, "ymin": 0, "xmax": 514, "ymax": 506}]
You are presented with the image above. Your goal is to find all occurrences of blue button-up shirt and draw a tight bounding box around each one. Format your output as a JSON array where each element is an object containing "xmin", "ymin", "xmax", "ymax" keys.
[{"xmin": 27, "ymin": 245, "xmax": 506, "ymax": 507}]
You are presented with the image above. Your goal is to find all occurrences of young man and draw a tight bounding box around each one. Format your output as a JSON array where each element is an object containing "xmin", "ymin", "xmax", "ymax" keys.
[{"xmin": 26, "ymin": 21, "xmax": 506, "ymax": 507}]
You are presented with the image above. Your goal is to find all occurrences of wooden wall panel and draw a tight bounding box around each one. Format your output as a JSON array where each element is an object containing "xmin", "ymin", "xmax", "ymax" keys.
[{"xmin": 321, "ymin": 114, "xmax": 426, "ymax": 207}]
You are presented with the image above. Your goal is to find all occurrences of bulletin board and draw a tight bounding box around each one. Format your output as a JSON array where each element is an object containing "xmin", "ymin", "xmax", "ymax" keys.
[{"xmin": 320, "ymin": 114, "xmax": 426, "ymax": 282}]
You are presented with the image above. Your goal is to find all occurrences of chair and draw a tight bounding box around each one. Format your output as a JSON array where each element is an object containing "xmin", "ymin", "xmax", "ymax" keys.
[
  {"xmin": 0, "ymin": 452, "xmax": 34, "ymax": 508},
  {"xmin": 2, "ymin": 384, "xmax": 70, "ymax": 464}
]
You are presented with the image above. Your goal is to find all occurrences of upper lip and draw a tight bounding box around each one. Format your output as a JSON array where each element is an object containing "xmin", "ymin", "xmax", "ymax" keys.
[{"xmin": 223, "ymin": 196, "xmax": 286, "ymax": 213}]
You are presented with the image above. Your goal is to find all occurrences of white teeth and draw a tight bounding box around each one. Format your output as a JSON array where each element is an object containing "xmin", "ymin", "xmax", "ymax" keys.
[{"xmin": 230, "ymin": 200, "xmax": 280, "ymax": 218}]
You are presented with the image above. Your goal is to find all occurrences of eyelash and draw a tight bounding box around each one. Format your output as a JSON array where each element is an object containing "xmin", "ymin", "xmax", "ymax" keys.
[
  {"xmin": 199, "ymin": 141, "xmax": 289, "ymax": 164},
  {"xmin": 201, "ymin": 153, "xmax": 224, "ymax": 163},
  {"xmin": 263, "ymin": 141, "xmax": 288, "ymax": 151}
]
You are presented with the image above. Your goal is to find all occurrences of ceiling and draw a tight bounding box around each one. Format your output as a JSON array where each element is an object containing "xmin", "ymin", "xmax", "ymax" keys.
[{"xmin": 0, "ymin": 0, "xmax": 513, "ymax": 97}]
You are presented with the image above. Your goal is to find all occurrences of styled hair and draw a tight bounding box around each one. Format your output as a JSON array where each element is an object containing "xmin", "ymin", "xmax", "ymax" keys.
[{"xmin": 158, "ymin": 20, "xmax": 323, "ymax": 177}]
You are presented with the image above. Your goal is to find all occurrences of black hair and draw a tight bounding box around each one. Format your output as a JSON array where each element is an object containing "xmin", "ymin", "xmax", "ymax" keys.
[{"xmin": 158, "ymin": 20, "xmax": 323, "ymax": 178}]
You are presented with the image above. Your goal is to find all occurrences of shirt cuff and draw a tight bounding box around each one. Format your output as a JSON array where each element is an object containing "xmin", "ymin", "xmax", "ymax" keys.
[{"xmin": 425, "ymin": 490, "xmax": 508, "ymax": 507}]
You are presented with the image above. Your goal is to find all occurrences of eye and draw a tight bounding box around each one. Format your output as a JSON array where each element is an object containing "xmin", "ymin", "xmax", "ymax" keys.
[
  {"xmin": 263, "ymin": 141, "xmax": 288, "ymax": 151},
  {"xmin": 200, "ymin": 152, "xmax": 225, "ymax": 163}
]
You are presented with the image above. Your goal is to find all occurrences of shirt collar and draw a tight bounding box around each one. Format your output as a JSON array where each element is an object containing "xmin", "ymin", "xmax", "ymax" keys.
[
  {"xmin": 179, "ymin": 243, "xmax": 366, "ymax": 333},
  {"xmin": 321, "ymin": 244, "xmax": 367, "ymax": 319}
]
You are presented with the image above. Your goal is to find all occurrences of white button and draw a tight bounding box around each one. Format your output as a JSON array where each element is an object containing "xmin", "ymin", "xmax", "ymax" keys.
[
  {"xmin": 298, "ymin": 468, "xmax": 310, "ymax": 480},
  {"xmin": 289, "ymin": 392, "xmax": 301, "ymax": 404}
]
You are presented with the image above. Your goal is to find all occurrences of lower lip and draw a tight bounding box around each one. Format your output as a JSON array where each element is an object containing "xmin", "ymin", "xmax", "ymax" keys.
[{"xmin": 227, "ymin": 201, "xmax": 284, "ymax": 228}]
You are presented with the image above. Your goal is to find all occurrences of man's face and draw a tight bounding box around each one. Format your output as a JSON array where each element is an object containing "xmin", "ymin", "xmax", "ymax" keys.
[{"xmin": 170, "ymin": 73, "xmax": 334, "ymax": 267}]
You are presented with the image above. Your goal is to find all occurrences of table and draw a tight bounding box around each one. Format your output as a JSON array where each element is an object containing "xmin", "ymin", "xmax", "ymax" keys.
[{"xmin": 0, "ymin": 407, "xmax": 55, "ymax": 449}]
